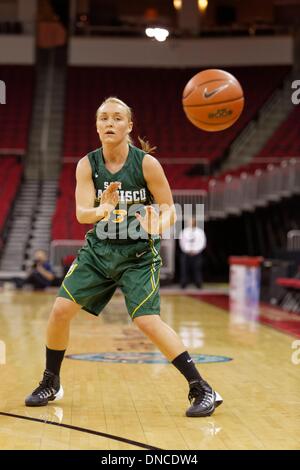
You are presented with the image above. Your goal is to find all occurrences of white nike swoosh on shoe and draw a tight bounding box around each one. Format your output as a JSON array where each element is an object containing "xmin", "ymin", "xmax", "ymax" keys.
[
  {"xmin": 53, "ymin": 385, "xmax": 64, "ymax": 402},
  {"xmin": 136, "ymin": 250, "xmax": 148, "ymax": 258},
  {"xmin": 215, "ymin": 391, "xmax": 223, "ymax": 407}
]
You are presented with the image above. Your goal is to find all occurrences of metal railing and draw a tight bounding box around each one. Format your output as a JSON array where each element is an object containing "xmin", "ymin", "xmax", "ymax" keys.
[
  {"xmin": 208, "ymin": 159, "xmax": 300, "ymax": 219},
  {"xmin": 287, "ymin": 230, "xmax": 300, "ymax": 251}
]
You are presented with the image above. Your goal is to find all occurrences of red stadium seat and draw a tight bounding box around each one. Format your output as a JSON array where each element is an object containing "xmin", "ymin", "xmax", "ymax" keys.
[{"xmin": 0, "ymin": 66, "xmax": 34, "ymax": 154}]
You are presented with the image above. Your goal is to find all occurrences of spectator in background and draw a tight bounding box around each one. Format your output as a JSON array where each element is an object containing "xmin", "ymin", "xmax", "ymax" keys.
[
  {"xmin": 15, "ymin": 250, "xmax": 55, "ymax": 290},
  {"xmin": 179, "ymin": 217, "xmax": 206, "ymax": 289}
]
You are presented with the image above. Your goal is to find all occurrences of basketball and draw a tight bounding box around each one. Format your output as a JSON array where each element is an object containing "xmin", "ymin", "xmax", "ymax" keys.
[{"xmin": 182, "ymin": 69, "xmax": 244, "ymax": 132}]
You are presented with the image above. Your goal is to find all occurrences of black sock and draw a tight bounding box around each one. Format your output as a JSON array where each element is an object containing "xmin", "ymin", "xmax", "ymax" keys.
[
  {"xmin": 46, "ymin": 346, "xmax": 65, "ymax": 376},
  {"xmin": 172, "ymin": 351, "xmax": 202, "ymax": 384}
]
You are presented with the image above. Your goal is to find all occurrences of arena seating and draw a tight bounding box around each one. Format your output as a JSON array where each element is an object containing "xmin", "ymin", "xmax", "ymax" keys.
[
  {"xmin": 52, "ymin": 163, "xmax": 93, "ymax": 240},
  {"xmin": 162, "ymin": 163, "xmax": 209, "ymax": 190},
  {"xmin": 0, "ymin": 66, "xmax": 34, "ymax": 154},
  {"xmin": 0, "ymin": 67, "xmax": 33, "ymax": 255},
  {"xmin": 52, "ymin": 65, "xmax": 291, "ymax": 241},
  {"xmin": 63, "ymin": 65, "xmax": 290, "ymax": 167},
  {"xmin": 256, "ymin": 105, "xmax": 300, "ymax": 160},
  {"xmin": 0, "ymin": 156, "xmax": 23, "ymax": 240},
  {"xmin": 276, "ymin": 276, "xmax": 300, "ymax": 314}
]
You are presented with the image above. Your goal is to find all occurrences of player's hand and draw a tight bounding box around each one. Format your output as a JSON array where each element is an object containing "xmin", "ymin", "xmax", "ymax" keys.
[
  {"xmin": 98, "ymin": 182, "xmax": 120, "ymax": 219},
  {"xmin": 135, "ymin": 206, "xmax": 160, "ymax": 235}
]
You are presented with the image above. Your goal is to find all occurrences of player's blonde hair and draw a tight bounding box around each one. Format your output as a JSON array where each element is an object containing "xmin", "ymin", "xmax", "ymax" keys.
[{"xmin": 96, "ymin": 96, "xmax": 156, "ymax": 154}]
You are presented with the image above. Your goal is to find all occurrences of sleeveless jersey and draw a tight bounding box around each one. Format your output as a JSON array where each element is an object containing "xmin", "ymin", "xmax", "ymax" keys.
[{"xmin": 87, "ymin": 144, "xmax": 155, "ymax": 243}]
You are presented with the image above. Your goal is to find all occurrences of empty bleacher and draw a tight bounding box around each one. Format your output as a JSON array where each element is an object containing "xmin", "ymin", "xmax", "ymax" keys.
[
  {"xmin": 0, "ymin": 156, "xmax": 23, "ymax": 240},
  {"xmin": 63, "ymin": 65, "xmax": 290, "ymax": 169},
  {"xmin": 51, "ymin": 65, "xmax": 291, "ymax": 242},
  {"xmin": 52, "ymin": 164, "xmax": 92, "ymax": 240},
  {"xmin": 0, "ymin": 66, "xmax": 34, "ymax": 268},
  {"xmin": 0, "ymin": 65, "xmax": 34, "ymax": 154},
  {"xmin": 256, "ymin": 105, "xmax": 300, "ymax": 160}
]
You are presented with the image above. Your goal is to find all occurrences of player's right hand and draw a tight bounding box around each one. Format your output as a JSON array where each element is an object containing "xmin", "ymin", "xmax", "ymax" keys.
[{"xmin": 98, "ymin": 182, "xmax": 121, "ymax": 218}]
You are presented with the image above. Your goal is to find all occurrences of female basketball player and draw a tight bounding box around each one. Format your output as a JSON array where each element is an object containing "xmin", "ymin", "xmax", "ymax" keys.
[{"xmin": 25, "ymin": 97, "xmax": 222, "ymax": 417}]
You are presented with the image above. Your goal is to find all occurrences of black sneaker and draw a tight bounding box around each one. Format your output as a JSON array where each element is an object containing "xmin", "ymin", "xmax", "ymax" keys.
[
  {"xmin": 25, "ymin": 369, "xmax": 64, "ymax": 407},
  {"xmin": 186, "ymin": 379, "xmax": 223, "ymax": 417}
]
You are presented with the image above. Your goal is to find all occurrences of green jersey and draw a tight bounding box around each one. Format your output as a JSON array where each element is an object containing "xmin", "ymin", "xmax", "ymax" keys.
[{"xmin": 87, "ymin": 144, "xmax": 155, "ymax": 242}]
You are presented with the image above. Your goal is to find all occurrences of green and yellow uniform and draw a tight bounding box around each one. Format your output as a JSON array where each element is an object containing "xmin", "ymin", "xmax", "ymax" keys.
[{"xmin": 58, "ymin": 145, "xmax": 162, "ymax": 319}]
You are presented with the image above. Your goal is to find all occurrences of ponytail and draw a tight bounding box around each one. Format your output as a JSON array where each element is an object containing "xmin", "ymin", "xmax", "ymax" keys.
[{"xmin": 137, "ymin": 136, "xmax": 157, "ymax": 154}]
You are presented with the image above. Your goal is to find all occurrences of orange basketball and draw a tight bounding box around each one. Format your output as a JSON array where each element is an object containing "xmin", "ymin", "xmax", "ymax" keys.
[{"xmin": 182, "ymin": 69, "xmax": 244, "ymax": 132}]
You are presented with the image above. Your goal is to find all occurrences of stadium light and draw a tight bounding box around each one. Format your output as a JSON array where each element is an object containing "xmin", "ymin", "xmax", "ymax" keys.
[
  {"xmin": 173, "ymin": 0, "xmax": 182, "ymax": 11},
  {"xmin": 145, "ymin": 27, "xmax": 170, "ymax": 42},
  {"xmin": 198, "ymin": 0, "xmax": 208, "ymax": 13},
  {"xmin": 154, "ymin": 28, "xmax": 169, "ymax": 42},
  {"xmin": 145, "ymin": 28, "xmax": 155, "ymax": 38}
]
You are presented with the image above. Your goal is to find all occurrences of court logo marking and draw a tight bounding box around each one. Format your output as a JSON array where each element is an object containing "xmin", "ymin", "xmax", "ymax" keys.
[{"xmin": 66, "ymin": 352, "xmax": 232, "ymax": 364}]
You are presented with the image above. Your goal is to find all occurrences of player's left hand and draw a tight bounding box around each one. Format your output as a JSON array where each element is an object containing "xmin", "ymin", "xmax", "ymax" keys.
[{"xmin": 135, "ymin": 206, "xmax": 160, "ymax": 235}]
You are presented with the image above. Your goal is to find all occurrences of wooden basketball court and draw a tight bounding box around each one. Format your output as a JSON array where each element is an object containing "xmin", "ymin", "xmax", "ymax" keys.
[{"xmin": 0, "ymin": 289, "xmax": 299, "ymax": 450}]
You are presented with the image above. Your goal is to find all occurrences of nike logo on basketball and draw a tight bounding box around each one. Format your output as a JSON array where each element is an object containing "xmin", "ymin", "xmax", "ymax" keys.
[
  {"xmin": 203, "ymin": 83, "xmax": 229, "ymax": 99},
  {"xmin": 136, "ymin": 250, "xmax": 148, "ymax": 258}
]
